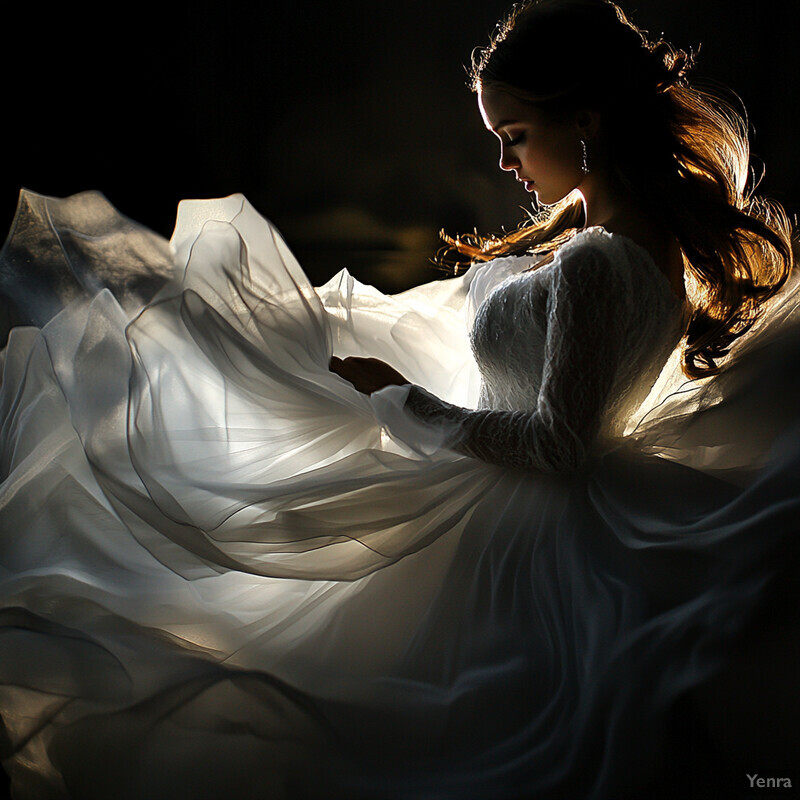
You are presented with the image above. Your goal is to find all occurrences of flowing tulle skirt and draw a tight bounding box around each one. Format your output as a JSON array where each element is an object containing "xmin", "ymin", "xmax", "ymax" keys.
[{"xmin": 1, "ymin": 191, "xmax": 798, "ymax": 799}]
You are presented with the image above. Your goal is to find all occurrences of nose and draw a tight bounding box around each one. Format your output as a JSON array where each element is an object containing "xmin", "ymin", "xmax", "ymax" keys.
[{"xmin": 499, "ymin": 143, "xmax": 520, "ymax": 172}]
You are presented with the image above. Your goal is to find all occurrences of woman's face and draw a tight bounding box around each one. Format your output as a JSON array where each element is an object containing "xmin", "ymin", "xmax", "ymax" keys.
[{"xmin": 478, "ymin": 84, "xmax": 587, "ymax": 206}]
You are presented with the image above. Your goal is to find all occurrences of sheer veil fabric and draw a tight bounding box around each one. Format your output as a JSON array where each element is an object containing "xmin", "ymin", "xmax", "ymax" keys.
[{"xmin": 1, "ymin": 190, "xmax": 798, "ymax": 798}]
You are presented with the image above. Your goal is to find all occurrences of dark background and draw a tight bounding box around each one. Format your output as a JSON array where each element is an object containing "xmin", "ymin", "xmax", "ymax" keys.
[
  {"xmin": 2, "ymin": 0, "xmax": 799, "ymax": 294},
  {"xmin": 1, "ymin": 2, "xmax": 799, "ymax": 798}
]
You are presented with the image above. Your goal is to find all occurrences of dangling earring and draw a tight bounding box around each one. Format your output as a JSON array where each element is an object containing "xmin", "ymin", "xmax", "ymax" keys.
[{"xmin": 580, "ymin": 139, "xmax": 590, "ymax": 175}]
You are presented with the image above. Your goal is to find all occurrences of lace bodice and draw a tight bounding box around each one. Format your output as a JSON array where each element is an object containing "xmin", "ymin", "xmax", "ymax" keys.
[{"xmin": 377, "ymin": 228, "xmax": 688, "ymax": 471}]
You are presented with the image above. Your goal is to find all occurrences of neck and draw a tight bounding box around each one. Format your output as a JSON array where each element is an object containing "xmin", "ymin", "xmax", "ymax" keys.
[{"xmin": 579, "ymin": 169, "xmax": 631, "ymax": 228}]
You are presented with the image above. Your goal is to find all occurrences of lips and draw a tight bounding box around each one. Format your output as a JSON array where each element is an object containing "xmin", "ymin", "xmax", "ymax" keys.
[{"xmin": 518, "ymin": 179, "xmax": 535, "ymax": 192}]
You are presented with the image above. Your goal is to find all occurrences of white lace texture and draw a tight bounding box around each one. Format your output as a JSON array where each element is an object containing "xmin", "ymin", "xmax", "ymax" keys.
[{"xmin": 380, "ymin": 229, "xmax": 687, "ymax": 471}]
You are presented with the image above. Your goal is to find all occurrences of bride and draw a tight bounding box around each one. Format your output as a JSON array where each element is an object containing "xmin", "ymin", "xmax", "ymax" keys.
[{"xmin": 1, "ymin": 0, "xmax": 797, "ymax": 798}]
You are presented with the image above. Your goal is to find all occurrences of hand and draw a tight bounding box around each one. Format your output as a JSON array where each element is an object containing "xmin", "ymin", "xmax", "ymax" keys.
[{"xmin": 329, "ymin": 356, "xmax": 410, "ymax": 395}]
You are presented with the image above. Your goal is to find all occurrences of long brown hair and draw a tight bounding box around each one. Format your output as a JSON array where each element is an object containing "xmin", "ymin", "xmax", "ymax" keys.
[{"xmin": 443, "ymin": 0, "xmax": 794, "ymax": 379}]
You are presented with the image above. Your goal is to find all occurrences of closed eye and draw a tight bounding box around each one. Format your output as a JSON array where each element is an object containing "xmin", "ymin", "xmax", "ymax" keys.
[{"xmin": 505, "ymin": 133, "xmax": 524, "ymax": 147}]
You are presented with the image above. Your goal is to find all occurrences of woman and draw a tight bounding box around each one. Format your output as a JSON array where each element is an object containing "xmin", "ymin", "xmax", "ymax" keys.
[{"xmin": 0, "ymin": 1, "xmax": 797, "ymax": 798}]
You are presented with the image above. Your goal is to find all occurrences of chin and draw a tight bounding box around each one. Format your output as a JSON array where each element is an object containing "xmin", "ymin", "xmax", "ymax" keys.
[
  {"xmin": 532, "ymin": 188, "xmax": 558, "ymax": 206},
  {"xmin": 537, "ymin": 187, "xmax": 582, "ymax": 208}
]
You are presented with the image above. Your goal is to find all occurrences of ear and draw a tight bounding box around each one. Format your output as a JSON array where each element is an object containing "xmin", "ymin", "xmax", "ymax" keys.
[{"xmin": 574, "ymin": 109, "xmax": 601, "ymax": 141}]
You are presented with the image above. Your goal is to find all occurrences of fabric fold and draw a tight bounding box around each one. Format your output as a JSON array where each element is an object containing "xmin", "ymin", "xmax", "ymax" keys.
[{"xmin": 1, "ymin": 191, "xmax": 798, "ymax": 799}]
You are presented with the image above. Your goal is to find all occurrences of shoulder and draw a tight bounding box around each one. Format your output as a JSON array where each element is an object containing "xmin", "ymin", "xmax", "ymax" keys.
[
  {"xmin": 557, "ymin": 226, "xmax": 676, "ymax": 287},
  {"xmin": 551, "ymin": 228, "xmax": 686, "ymax": 322},
  {"xmin": 559, "ymin": 226, "xmax": 649, "ymax": 263},
  {"xmin": 553, "ymin": 228, "xmax": 641, "ymax": 289}
]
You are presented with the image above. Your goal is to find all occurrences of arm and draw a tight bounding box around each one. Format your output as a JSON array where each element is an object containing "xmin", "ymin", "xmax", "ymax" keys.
[{"xmin": 373, "ymin": 240, "xmax": 632, "ymax": 471}]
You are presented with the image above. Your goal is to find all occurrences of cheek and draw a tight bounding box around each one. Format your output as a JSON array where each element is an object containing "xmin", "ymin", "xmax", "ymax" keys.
[
  {"xmin": 546, "ymin": 141, "xmax": 581, "ymax": 180},
  {"xmin": 524, "ymin": 136, "xmax": 575, "ymax": 178},
  {"xmin": 520, "ymin": 143, "xmax": 546, "ymax": 173}
]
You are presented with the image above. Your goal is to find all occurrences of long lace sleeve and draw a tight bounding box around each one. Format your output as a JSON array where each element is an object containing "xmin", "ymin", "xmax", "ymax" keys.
[{"xmin": 372, "ymin": 234, "xmax": 678, "ymax": 472}]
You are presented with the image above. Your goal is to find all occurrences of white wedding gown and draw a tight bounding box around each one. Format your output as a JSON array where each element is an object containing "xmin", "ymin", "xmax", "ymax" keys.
[{"xmin": 1, "ymin": 190, "xmax": 799, "ymax": 799}]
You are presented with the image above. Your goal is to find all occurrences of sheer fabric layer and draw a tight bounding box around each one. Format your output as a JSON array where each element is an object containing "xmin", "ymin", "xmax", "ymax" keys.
[{"xmin": 1, "ymin": 191, "xmax": 799, "ymax": 799}]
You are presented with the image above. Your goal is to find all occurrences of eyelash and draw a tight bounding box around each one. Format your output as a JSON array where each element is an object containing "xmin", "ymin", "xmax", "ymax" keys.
[{"xmin": 505, "ymin": 134, "xmax": 524, "ymax": 147}]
